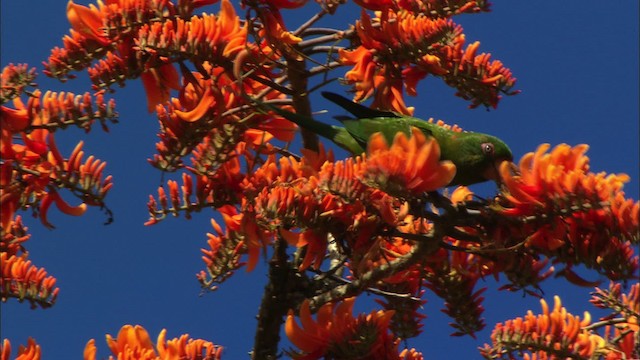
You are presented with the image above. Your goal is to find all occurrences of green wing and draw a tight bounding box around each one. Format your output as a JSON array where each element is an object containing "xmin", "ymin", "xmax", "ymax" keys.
[{"xmin": 323, "ymin": 92, "xmax": 437, "ymax": 146}]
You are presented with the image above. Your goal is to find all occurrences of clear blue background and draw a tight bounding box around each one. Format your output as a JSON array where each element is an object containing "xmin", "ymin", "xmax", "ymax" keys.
[{"xmin": 1, "ymin": 1, "xmax": 638, "ymax": 359}]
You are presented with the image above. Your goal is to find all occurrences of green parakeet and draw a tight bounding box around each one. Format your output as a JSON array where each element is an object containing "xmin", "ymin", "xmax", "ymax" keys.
[{"xmin": 259, "ymin": 92, "xmax": 513, "ymax": 186}]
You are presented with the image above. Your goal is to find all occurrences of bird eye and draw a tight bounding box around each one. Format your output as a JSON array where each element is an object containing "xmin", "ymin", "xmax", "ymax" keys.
[{"xmin": 481, "ymin": 142, "xmax": 494, "ymax": 156}]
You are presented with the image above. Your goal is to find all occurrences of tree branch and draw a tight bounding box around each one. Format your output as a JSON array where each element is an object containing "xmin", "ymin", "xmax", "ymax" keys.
[
  {"xmin": 308, "ymin": 228, "xmax": 441, "ymax": 311},
  {"xmin": 251, "ymin": 239, "xmax": 292, "ymax": 360}
]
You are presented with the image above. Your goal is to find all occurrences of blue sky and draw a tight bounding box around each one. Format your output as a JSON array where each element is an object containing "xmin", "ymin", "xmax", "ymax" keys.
[{"xmin": 1, "ymin": 1, "xmax": 638, "ymax": 359}]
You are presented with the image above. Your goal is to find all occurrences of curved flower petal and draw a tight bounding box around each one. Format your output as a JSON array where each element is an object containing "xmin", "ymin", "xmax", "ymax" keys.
[
  {"xmin": 173, "ymin": 87, "xmax": 215, "ymax": 122},
  {"xmin": 0, "ymin": 98, "xmax": 29, "ymax": 132},
  {"xmin": 364, "ymin": 127, "xmax": 456, "ymax": 194},
  {"xmin": 66, "ymin": 0, "xmax": 108, "ymax": 45}
]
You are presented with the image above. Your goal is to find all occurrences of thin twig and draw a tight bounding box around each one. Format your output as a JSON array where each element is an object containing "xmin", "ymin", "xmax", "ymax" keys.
[
  {"xmin": 303, "ymin": 45, "xmax": 346, "ymax": 56},
  {"xmin": 307, "ymin": 61, "xmax": 344, "ymax": 77},
  {"xmin": 299, "ymin": 27, "xmax": 345, "ymax": 37},
  {"xmin": 298, "ymin": 29, "xmax": 354, "ymax": 49},
  {"xmin": 309, "ymin": 269, "xmax": 423, "ymax": 302},
  {"xmin": 582, "ymin": 318, "xmax": 630, "ymax": 331},
  {"xmin": 293, "ymin": 10, "xmax": 329, "ymax": 36},
  {"xmin": 308, "ymin": 228, "xmax": 440, "ymax": 311}
]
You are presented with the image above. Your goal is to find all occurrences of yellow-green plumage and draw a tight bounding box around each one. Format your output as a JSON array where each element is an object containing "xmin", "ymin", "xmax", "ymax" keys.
[{"xmin": 260, "ymin": 92, "xmax": 513, "ymax": 186}]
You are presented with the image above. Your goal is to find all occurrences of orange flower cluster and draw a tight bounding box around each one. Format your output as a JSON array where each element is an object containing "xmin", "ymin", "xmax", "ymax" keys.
[
  {"xmin": 46, "ymin": 0, "xmax": 175, "ymax": 80},
  {"xmin": 481, "ymin": 294, "xmax": 638, "ymax": 359},
  {"xmin": 146, "ymin": 134, "xmax": 268, "ymax": 224},
  {"xmin": 1, "ymin": 68, "xmax": 117, "ymax": 223},
  {"xmin": 44, "ymin": 28, "xmax": 105, "ymax": 81},
  {"xmin": 84, "ymin": 325, "xmax": 223, "ymax": 360},
  {"xmin": 0, "ymin": 338, "xmax": 41, "ymax": 360},
  {"xmin": 0, "ymin": 88, "xmax": 117, "ymax": 133},
  {"xmin": 591, "ymin": 282, "xmax": 639, "ymax": 320},
  {"xmin": 197, "ymin": 211, "xmax": 244, "ymax": 291},
  {"xmin": 149, "ymin": 62, "xmax": 296, "ymax": 171},
  {"xmin": 354, "ymin": 186, "xmax": 559, "ymax": 338},
  {"xmin": 181, "ymin": 127, "xmax": 455, "ymax": 288},
  {"xmin": 339, "ymin": 10, "xmax": 517, "ymax": 112},
  {"xmin": 135, "ymin": 0, "xmax": 247, "ymax": 64},
  {"xmin": 49, "ymin": 0, "xmax": 293, "ymax": 118},
  {"xmin": 249, "ymin": 129, "xmax": 454, "ymax": 269},
  {"xmin": 1, "ymin": 64, "xmax": 37, "ymax": 103},
  {"xmin": 257, "ymin": 9, "xmax": 303, "ymax": 46},
  {"xmin": 243, "ymin": 154, "xmax": 389, "ymax": 271},
  {"xmin": 46, "ymin": 0, "xmax": 214, "ymax": 111},
  {"xmin": 285, "ymin": 298, "xmax": 423, "ymax": 360},
  {"xmin": 197, "ymin": 144, "xmax": 331, "ymax": 289},
  {"xmin": 0, "ymin": 67, "xmax": 115, "ymax": 311},
  {"xmin": 0, "ymin": 252, "xmax": 59, "ymax": 309},
  {"xmin": 351, "ymin": 188, "xmax": 493, "ymax": 338},
  {"xmin": 423, "ymin": 242, "xmax": 488, "ymax": 337},
  {"xmin": 375, "ymin": 280, "xmax": 426, "ymax": 340},
  {"xmin": 363, "ymin": 128, "xmax": 456, "ymax": 196},
  {"xmin": 493, "ymin": 255, "xmax": 555, "ymax": 296},
  {"xmin": 444, "ymin": 187, "xmax": 559, "ymax": 296},
  {"xmin": 590, "ymin": 282, "xmax": 639, "ymax": 357},
  {"xmin": 1, "ymin": 215, "xmax": 29, "ymax": 258},
  {"xmin": 498, "ymin": 144, "xmax": 639, "ymax": 280},
  {"xmin": 369, "ymin": 233, "xmax": 427, "ymax": 339},
  {"xmin": 1, "ymin": 130, "xmax": 113, "ymax": 230}
]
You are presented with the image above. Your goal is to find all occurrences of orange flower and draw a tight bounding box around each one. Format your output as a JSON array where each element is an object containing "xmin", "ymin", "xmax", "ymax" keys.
[
  {"xmin": 66, "ymin": 0, "xmax": 109, "ymax": 45},
  {"xmin": 500, "ymin": 144, "xmax": 591, "ymax": 211},
  {"xmin": 340, "ymin": 10, "xmax": 517, "ymax": 109},
  {"xmin": 362, "ymin": 127, "xmax": 456, "ymax": 195},
  {"xmin": 259, "ymin": 11, "xmax": 302, "ymax": 46},
  {"xmin": 339, "ymin": 46, "xmax": 377, "ymax": 101},
  {"xmin": 198, "ymin": 216, "xmax": 244, "ymax": 291},
  {"xmin": 0, "ymin": 89, "xmax": 117, "ymax": 135},
  {"xmin": 506, "ymin": 143, "xmax": 632, "ymax": 210},
  {"xmin": 481, "ymin": 295, "xmax": 612, "ymax": 359},
  {"xmin": 1, "ymin": 64, "xmax": 37, "ymax": 100},
  {"xmin": 339, "ymin": 10, "xmax": 456, "ymax": 104},
  {"xmin": 0, "ymin": 98, "xmax": 29, "ymax": 132},
  {"xmin": 141, "ymin": 64, "xmax": 181, "ymax": 113},
  {"xmin": 39, "ymin": 190, "xmax": 88, "ymax": 229},
  {"xmin": 253, "ymin": 115, "xmax": 298, "ymax": 142},
  {"xmin": 172, "ymin": 85, "xmax": 215, "ymax": 122},
  {"xmin": 280, "ymin": 229, "xmax": 328, "ymax": 270},
  {"xmin": 84, "ymin": 325, "xmax": 223, "ymax": 360},
  {"xmin": 300, "ymin": 143, "xmax": 334, "ymax": 171},
  {"xmin": 0, "ymin": 252, "xmax": 59, "ymax": 308},
  {"xmin": 2, "ymin": 124, "xmax": 112, "ymax": 229},
  {"xmin": 286, "ymin": 298, "xmax": 415, "ymax": 359},
  {"xmin": 137, "ymin": 0, "xmax": 247, "ymax": 59},
  {"xmin": 0, "ymin": 215, "xmax": 30, "ymax": 258},
  {"xmin": 0, "ymin": 338, "xmax": 41, "ymax": 360},
  {"xmin": 450, "ymin": 186, "xmax": 473, "ymax": 204},
  {"xmin": 370, "ymin": 79, "xmax": 415, "ymax": 115},
  {"xmin": 497, "ymin": 143, "xmax": 639, "ymax": 277},
  {"xmin": 591, "ymin": 282, "xmax": 639, "ymax": 331}
]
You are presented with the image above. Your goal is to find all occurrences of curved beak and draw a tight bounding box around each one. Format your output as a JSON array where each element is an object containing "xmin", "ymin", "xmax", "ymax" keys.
[{"xmin": 483, "ymin": 159, "xmax": 510, "ymax": 186}]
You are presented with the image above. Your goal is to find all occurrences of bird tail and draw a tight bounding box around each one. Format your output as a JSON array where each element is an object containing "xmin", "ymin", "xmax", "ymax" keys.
[
  {"xmin": 247, "ymin": 95, "xmax": 344, "ymax": 142},
  {"xmin": 321, "ymin": 92, "xmax": 398, "ymax": 119}
]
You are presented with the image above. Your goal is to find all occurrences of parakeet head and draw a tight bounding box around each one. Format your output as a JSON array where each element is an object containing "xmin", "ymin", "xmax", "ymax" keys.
[{"xmin": 443, "ymin": 133, "xmax": 513, "ymax": 186}]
